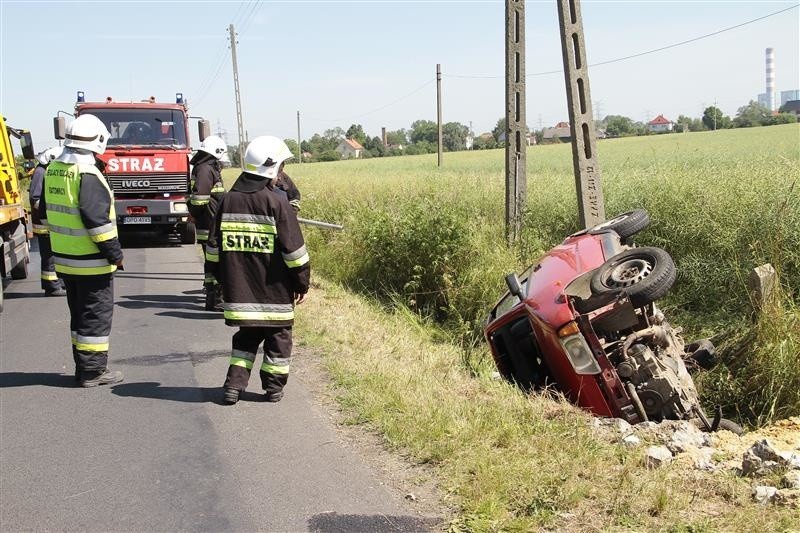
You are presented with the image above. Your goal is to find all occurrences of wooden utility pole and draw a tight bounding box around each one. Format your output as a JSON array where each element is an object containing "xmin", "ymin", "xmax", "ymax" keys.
[
  {"xmin": 557, "ymin": 0, "xmax": 605, "ymax": 228},
  {"xmin": 229, "ymin": 24, "xmax": 246, "ymax": 169},
  {"xmin": 296, "ymin": 111, "xmax": 302, "ymax": 163},
  {"xmin": 505, "ymin": 0, "xmax": 527, "ymax": 244},
  {"xmin": 436, "ymin": 63, "xmax": 443, "ymax": 167}
]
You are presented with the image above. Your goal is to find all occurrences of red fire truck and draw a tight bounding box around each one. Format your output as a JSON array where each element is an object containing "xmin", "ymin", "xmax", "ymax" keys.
[{"xmin": 54, "ymin": 92, "xmax": 210, "ymax": 243}]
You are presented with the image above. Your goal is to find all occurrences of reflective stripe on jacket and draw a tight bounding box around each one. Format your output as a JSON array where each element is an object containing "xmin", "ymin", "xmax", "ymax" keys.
[
  {"xmin": 45, "ymin": 161, "xmax": 118, "ymax": 276},
  {"xmin": 208, "ymin": 172, "xmax": 310, "ymax": 328}
]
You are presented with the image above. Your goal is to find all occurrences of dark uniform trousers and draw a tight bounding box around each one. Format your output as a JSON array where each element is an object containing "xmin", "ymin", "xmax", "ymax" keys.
[
  {"xmin": 224, "ymin": 327, "xmax": 292, "ymax": 395},
  {"xmin": 36, "ymin": 235, "xmax": 63, "ymax": 292},
  {"xmin": 64, "ymin": 274, "xmax": 114, "ymax": 379}
]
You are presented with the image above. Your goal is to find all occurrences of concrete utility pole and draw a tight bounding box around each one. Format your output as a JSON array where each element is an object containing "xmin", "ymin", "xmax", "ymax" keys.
[
  {"xmin": 297, "ymin": 111, "xmax": 302, "ymax": 163},
  {"xmin": 505, "ymin": 0, "xmax": 527, "ymax": 244},
  {"xmin": 557, "ymin": 0, "xmax": 605, "ymax": 228},
  {"xmin": 436, "ymin": 63, "xmax": 443, "ymax": 167},
  {"xmin": 229, "ymin": 24, "xmax": 246, "ymax": 170}
]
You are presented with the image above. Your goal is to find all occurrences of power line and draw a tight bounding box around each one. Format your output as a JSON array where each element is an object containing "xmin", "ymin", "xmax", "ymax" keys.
[
  {"xmin": 304, "ymin": 78, "xmax": 436, "ymax": 125},
  {"xmin": 446, "ymin": 4, "xmax": 799, "ymax": 79}
]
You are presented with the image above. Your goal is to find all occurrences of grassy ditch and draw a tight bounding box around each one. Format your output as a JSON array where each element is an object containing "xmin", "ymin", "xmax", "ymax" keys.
[
  {"xmin": 225, "ymin": 124, "xmax": 800, "ymax": 427},
  {"xmin": 293, "ymin": 279, "xmax": 800, "ymax": 531}
]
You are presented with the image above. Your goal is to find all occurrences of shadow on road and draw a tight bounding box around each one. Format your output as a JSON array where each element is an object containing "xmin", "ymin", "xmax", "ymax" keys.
[
  {"xmin": 308, "ymin": 512, "xmax": 441, "ymax": 532},
  {"xmin": 110, "ymin": 382, "xmax": 264, "ymax": 405},
  {"xmin": 117, "ymin": 293, "xmax": 204, "ymax": 311},
  {"xmin": 156, "ymin": 310, "xmax": 222, "ymax": 320},
  {"xmin": 114, "ymin": 350, "xmax": 227, "ymax": 366},
  {"xmin": 0, "ymin": 372, "xmax": 75, "ymax": 388}
]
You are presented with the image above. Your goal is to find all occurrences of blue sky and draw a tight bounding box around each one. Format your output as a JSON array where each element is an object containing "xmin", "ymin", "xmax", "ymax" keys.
[{"xmin": 1, "ymin": 0, "xmax": 798, "ymax": 151}]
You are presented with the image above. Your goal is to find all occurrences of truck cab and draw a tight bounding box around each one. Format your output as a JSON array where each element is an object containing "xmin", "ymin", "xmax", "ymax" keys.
[
  {"xmin": 55, "ymin": 92, "xmax": 210, "ymax": 244},
  {"xmin": 0, "ymin": 114, "xmax": 35, "ymax": 311}
]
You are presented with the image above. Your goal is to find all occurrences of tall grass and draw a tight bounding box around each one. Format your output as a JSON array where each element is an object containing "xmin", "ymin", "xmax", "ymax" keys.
[{"xmin": 224, "ymin": 124, "xmax": 800, "ymax": 425}]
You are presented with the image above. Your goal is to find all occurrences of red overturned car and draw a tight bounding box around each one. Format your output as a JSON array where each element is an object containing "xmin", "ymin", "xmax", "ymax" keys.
[{"xmin": 484, "ymin": 209, "xmax": 740, "ymax": 433}]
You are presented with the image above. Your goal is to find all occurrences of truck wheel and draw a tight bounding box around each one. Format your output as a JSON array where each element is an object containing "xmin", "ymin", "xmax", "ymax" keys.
[
  {"xmin": 180, "ymin": 223, "xmax": 197, "ymax": 245},
  {"xmin": 590, "ymin": 246, "xmax": 676, "ymax": 308},
  {"xmin": 10, "ymin": 257, "xmax": 28, "ymax": 280},
  {"xmin": 588, "ymin": 209, "xmax": 650, "ymax": 240},
  {"xmin": 692, "ymin": 417, "xmax": 744, "ymax": 436}
]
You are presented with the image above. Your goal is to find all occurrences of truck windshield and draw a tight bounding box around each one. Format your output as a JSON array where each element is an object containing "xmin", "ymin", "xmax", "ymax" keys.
[{"xmin": 84, "ymin": 108, "xmax": 188, "ymax": 149}]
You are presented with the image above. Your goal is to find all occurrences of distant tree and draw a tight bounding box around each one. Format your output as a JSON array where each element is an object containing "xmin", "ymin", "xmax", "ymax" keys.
[
  {"xmin": 701, "ymin": 106, "xmax": 730, "ymax": 130},
  {"xmin": 363, "ymin": 136, "xmax": 387, "ymax": 157},
  {"xmin": 492, "ymin": 118, "xmax": 506, "ymax": 142},
  {"xmin": 284, "ymin": 139, "xmax": 300, "ymax": 160},
  {"xmin": 227, "ymin": 145, "xmax": 241, "ymax": 167},
  {"xmin": 676, "ymin": 115, "xmax": 705, "ymax": 132},
  {"xmin": 604, "ymin": 115, "xmax": 636, "ymax": 137},
  {"xmin": 386, "ymin": 129, "xmax": 408, "ymax": 146},
  {"xmin": 764, "ymin": 112, "xmax": 798, "ymax": 125},
  {"xmin": 442, "ymin": 122, "xmax": 469, "ymax": 152},
  {"xmin": 733, "ymin": 101, "xmax": 771, "ymax": 128},
  {"xmin": 323, "ymin": 127, "xmax": 345, "ymax": 142},
  {"xmin": 317, "ymin": 150, "xmax": 340, "ymax": 162},
  {"xmin": 345, "ymin": 124, "xmax": 367, "ymax": 145},
  {"xmin": 472, "ymin": 134, "xmax": 497, "ymax": 150},
  {"xmin": 409, "ymin": 120, "xmax": 438, "ymax": 144}
]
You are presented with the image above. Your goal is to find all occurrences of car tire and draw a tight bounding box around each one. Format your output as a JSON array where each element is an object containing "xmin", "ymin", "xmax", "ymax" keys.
[
  {"xmin": 692, "ymin": 417, "xmax": 744, "ymax": 436},
  {"xmin": 588, "ymin": 209, "xmax": 650, "ymax": 240},
  {"xmin": 180, "ymin": 222, "xmax": 197, "ymax": 245},
  {"xmin": 590, "ymin": 246, "xmax": 676, "ymax": 308}
]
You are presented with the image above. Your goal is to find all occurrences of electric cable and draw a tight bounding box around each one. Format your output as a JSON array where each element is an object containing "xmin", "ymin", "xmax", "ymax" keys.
[{"xmin": 446, "ymin": 4, "xmax": 799, "ymax": 79}]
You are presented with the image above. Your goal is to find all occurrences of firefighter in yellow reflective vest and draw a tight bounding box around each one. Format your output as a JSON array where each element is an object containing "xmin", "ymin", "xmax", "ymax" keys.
[
  {"xmin": 188, "ymin": 135, "xmax": 227, "ymax": 309},
  {"xmin": 206, "ymin": 136, "xmax": 310, "ymax": 405},
  {"xmin": 29, "ymin": 146, "xmax": 66, "ymax": 296},
  {"xmin": 39, "ymin": 114, "xmax": 124, "ymax": 387}
]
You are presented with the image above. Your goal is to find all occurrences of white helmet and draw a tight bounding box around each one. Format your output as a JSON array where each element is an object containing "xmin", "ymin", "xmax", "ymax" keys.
[
  {"xmin": 243, "ymin": 136, "xmax": 293, "ymax": 180},
  {"xmin": 198, "ymin": 135, "xmax": 227, "ymax": 160},
  {"xmin": 36, "ymin": 146, "xmax": 63, "ymax": 165},
  {"xmin": 64, "ymin": 114, "xmax": 110, "ymax": 154}
]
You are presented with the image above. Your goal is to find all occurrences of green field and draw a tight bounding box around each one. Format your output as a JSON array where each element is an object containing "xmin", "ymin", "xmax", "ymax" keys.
[
  {"xmin": 223, "ymin": 125, "xmax": 800, "ymax": 530},
  {"xmin": 224, "ymin": 124, "xmax": 800, "ymax": 425}
]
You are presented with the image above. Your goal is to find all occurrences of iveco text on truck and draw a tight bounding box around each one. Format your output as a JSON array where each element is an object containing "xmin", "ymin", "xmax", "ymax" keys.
[{"xmin": 54, "ymin": 92, "xmax": 210, "ymax": 243}]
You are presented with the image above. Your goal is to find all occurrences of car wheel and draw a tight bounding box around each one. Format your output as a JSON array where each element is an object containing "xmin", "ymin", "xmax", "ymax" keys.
[
  {"xmin": 588, "ymin": 209, "xmax": 650, "ymax": 240},
  {"xmin": 692, "ymin": 417, "xmax": 744, "ymax": 436},
  {"xmin": 590, "ymin": 246, "xmax": 676, "ymax": 308}
]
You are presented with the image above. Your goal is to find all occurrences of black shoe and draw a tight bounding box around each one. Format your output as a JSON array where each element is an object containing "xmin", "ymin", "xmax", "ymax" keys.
[
  {"xmin": 223, "ymin": 387, "xmax": 240, "ymax": 405},
  {"xmin": 46, "ymin": 288, "xmax": 66, "ymax": 297},
  {"xmin": 80, "ymin": 369, "xmax": 124, "ymax": 388},
  {"xmin": 263, "ymin": 391, "xmax": 284, "ymax": 403}
]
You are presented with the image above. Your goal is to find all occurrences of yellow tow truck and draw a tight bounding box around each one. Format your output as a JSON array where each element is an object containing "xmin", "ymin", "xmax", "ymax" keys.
[{"xmin": 0, "ymin": 113, "xmax": 35, "ymax": 312}]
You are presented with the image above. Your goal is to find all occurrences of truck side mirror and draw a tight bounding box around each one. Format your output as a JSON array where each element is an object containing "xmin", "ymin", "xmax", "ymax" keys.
[
  {"xmin": 198, "ymin": 120, "xmax": 210, "ymax": 142},
  {"xmin": 54, "ymin": 116, "xmax": 66, "ymax": 140},
  {"xmin": 505, "ymin": 273, "xmax": 525, "ymax": 302},
  {"xmin": 20, "ymin": 132, "xmax": 35, "ymax": 160}
]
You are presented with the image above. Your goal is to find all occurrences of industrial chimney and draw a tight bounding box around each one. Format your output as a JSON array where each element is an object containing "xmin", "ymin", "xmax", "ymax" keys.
[{"xmin": 766, "ymin": 47, "xmax": 776, "ymax": 111}]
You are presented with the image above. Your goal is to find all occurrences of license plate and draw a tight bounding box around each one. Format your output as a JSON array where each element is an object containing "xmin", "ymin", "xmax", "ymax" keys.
[{"xmin": 123, "ymin": 216, "xmax": 151, "ymax": 224}]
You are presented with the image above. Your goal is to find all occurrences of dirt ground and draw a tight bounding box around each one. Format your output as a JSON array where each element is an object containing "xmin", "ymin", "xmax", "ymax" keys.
[{"xmin": 713, "ymin": 416, "xmax": 800, "ymax": 465}]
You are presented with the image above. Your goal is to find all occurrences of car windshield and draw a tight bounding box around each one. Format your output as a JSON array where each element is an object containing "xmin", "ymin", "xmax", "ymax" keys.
[
  {"xmin": 490, "ymin": 272, "xmax": 531, "ymax": 320},
  {"xmin": 85, "ymin": 108, "xmax": 187, "ymax": 149}
]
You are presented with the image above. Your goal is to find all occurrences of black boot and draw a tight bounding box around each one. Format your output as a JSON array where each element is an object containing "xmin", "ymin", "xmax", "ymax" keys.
[
  {"xmin": 80, "ymin": 369, "xmax": 124, "ymax": 388},
  {"xmin": 223, "ymin": 387, "xmax": 240, "ymax": 405}
]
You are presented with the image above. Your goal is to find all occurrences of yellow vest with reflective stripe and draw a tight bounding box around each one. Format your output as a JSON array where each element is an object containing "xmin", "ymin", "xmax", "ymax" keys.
[{"xmin": 46, "ymin": 161, "xmax": 118, "ymax": 275}]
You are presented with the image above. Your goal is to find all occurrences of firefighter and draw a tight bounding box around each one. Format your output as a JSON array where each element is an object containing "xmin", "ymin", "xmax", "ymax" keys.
[
  {"xmin": 275, "ymin": 170, "xmax": 301, "ymax": 212},
  {"xmin": 40, "ymin": 114, "xmax": 124, "ymax": 387},
  {"xmin": 188, "ymin": 135, "xmax": 227, "ymax": 308},
  {"xmin": 29, "ymin": 146, "xmax": 66, "ymax": 296},
  {"xmin": 206, "ymin": 136, "xmax": 310, "ymax": 405}
]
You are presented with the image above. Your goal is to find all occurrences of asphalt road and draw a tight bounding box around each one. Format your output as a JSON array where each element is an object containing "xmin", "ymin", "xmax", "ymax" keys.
[{"xmin": 0, "ymin": 236, "xmax": 439, "ymax": 532}]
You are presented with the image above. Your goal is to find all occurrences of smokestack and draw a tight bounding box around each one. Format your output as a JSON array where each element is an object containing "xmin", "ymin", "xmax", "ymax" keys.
[
  {"xmin": 381, "ymin": 127, "xmax": 387, "ymax": 147},
  {"xmin": 766, "ymin": 47, "xmax": 776, "ymax": 111}
]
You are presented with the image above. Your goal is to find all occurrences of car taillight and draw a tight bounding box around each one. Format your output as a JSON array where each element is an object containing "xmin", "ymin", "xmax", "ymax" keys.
[{"xmin": 558, "ymin": 322, "xmax": 601, "ymax": 375}]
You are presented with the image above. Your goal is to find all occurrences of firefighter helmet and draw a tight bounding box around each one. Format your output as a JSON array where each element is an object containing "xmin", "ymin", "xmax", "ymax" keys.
[
  {"xmin": 243, "ymin": 136, "xmax": 293, "ymax": 180},
  {"xmin": 36, "ymin": 146, "xmax": 63, "ymax": 166},
  {"xmin": 64, "ymin": 114, "xmax": 110, "ymax": 154},
  {"xmin": 198, "ymin": 135, "xmax": 227, "ymax": 160}
]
